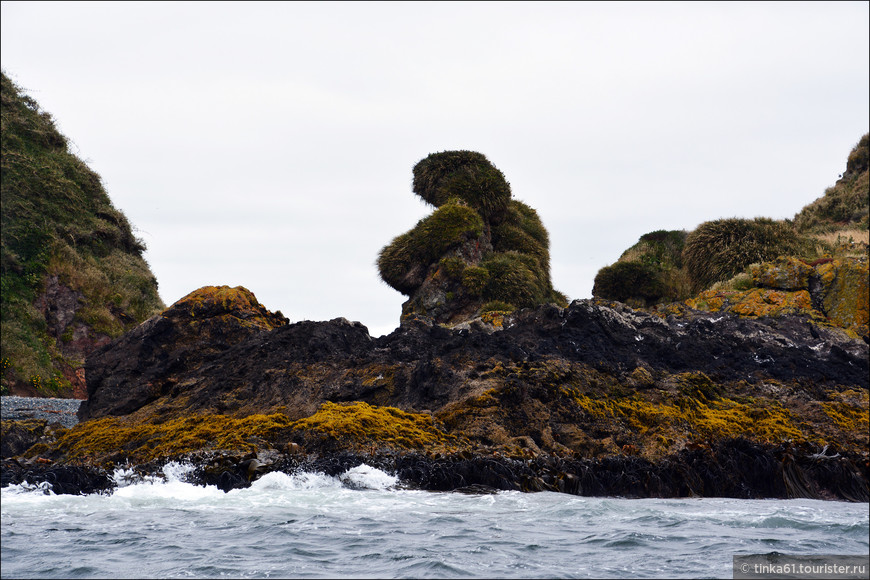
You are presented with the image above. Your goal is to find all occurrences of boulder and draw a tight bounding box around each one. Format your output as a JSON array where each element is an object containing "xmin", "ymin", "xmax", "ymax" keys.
[{"xmin": 78, "ymin": 286, "xmax": 287, "ymax": 420}]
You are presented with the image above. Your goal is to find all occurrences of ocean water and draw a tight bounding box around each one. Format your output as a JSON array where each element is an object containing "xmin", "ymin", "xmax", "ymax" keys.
[{"xmin": 1, "ymin": 463, "xmax": 867, "ymax": 579}]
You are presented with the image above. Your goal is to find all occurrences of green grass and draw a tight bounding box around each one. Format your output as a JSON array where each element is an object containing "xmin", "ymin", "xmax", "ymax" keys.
[
  {"xmin": 382, "ymin": 151, "xmax": 566, "ymax": 316},
  {"xmin": 592, "ymin": 261, "xmax": 665, "ymax": 305},
  {"xmin": 377, "ymin": 201, "xmax": 485, "ymax": 295},
  {"xmin": 1, "ymin": 71, "xmax": 164, "ymax": 394},
  {"xmin": 794, "ymin": 134, "xmax": 869, "ymax": 235}
]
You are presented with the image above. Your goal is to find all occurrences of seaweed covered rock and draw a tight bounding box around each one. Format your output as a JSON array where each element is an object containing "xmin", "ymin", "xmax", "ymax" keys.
[
  {"xmin": 378, "ymin": 151, "xmax": 565, "ymax": 324},
  {"xmin": 78, "ymin": 285, "xmax": 288, "ymax": 420},
  {"xmin": 8, "ymin": 284, "xmax": 867, "ymax": 499}
]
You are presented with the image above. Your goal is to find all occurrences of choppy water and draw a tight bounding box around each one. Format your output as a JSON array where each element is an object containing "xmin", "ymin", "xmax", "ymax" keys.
[{"xmin": 2, "ymin": 463, "xmax": 868, "ymax": 579}]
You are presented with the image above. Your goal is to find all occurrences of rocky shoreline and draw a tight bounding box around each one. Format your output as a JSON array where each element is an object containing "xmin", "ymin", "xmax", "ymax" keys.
[
  {"xmin": 3, "ymin": 438, "xmax": 867, "ymax": 501},
  {"xmin": 2, "ymin": 283, "xmax": 867, "ymax": 501}
]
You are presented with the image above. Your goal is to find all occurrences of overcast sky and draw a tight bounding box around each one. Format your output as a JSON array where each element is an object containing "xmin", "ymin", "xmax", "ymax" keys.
[{"xmin": 2, "ymin": 1, "xmax": 868, "ymax": 337}]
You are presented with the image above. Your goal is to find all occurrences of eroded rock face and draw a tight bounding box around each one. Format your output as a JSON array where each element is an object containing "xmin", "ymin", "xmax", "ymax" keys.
[
  {"xmin": 32, "ymin": 276, "xmax": 113, "ymax": 398},
  {"xmin": 80, "ymin": 288, "xmax": 868, "ymax": 425},
  {"xmin": 78, "ymin": 286, "xmax": 287, "ymax": 420}
]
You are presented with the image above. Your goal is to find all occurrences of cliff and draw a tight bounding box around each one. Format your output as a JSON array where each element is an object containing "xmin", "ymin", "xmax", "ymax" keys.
[{"xmin": 0, "ymin": 72, "xmax": 164, "ymax": 397}]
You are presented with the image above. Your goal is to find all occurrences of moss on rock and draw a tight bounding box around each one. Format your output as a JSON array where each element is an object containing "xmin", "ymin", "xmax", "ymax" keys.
[
  {"xmin": 377, "ymin": 201, "xmax": 485, "ymax": 295},
  {"xmin": 379, "ymin": 151, "xmax": 565, "ymax": 323}
]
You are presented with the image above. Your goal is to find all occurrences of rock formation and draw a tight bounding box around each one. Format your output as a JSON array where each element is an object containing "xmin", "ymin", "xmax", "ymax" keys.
[
  {"xmin": 3, "ymin": 280, "xmax": 865, "ymax": 500},
  {"xmin": 377, "ymin": 151, "xmax": 566, "ymax": 325},
  {"xmin": 594, "ymin": 133, "xmax": 869, "ymax": 308},
  {"xmin": 2, "ymin": 144, "xmax": 868, "ymax": 501}
]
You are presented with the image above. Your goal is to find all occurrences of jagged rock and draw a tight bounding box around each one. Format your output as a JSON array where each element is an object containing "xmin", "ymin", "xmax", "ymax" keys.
[
  {"xmin": 78, "ymin": 285, "xmax": 288, "ymax": 420},
  {"xmin": 80, "ymin": 291, "xmax": 867, "ymax": 425}
]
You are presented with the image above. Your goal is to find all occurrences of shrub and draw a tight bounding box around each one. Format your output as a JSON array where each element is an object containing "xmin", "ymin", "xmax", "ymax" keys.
[
  {"xmin": 592, "ymin": 261, "xmax": 665, "ymax": 304},
  {"xmin": 682, "ymin": 217, "xmax": 802, "ymax": 291}
]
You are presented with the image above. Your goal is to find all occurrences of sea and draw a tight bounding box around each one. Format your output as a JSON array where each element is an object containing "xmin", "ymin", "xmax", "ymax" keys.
[{"xmin": 1, "ymin": 462, "xmax": 867, "ymax": 579}]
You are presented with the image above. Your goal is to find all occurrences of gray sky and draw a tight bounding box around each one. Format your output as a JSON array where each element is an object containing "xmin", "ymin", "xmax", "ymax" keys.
[{"xmin": 2, "ymin": 1, "xmax": 868, "ymax": 337}]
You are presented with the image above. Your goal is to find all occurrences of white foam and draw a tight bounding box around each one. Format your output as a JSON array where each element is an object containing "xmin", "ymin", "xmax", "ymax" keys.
[
  {"xmin": 339, "ymin": 464, "xmax": 398, "ymax": 490},
  {"xmin": 111, "ymin": 462, "xmax": 222, "ymax": 503},
  {"xmin": 247, "ymin": 470, "xmax": 342, "ymax": 492}
]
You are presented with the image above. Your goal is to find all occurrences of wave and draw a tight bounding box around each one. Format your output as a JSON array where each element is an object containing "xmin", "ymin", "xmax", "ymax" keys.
[{"xmin": 0, "ymin": 461, "xmax": 399, "ymax": 507}]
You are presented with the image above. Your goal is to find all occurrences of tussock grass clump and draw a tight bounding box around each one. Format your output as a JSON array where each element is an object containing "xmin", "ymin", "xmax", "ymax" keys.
[
  {"xmin": 491, "ymin": 200, "xmax": 550, "ymax": 270},
  {"xmin": 682, "ymin": 218, "xmax": 803, "ymax": 292},
  {"xmin": 846, "ymin": 133, "xmax": 869, "ymax": 176},
  {"xmin": 379, "ymin": 151, "xmax": 565, "ymax": 317},
  {"xmin": 461, "ymin": 265, "xmax": 489, "ymax": 296},
  {"xmin": 481, "ymin": 251, "xmax": 549, "ymax": 308},
  {"xmin": 592, "ymin": 261, "xmax": 665, "ymax": 304},
  {"xmin": 621, "ymin": 230, "xmax": 688, "ymax": 270},
  {"xmin": 592, "ymin": 229, "xmax": 691, "ymax": 306},
  {"xmin": 377, "ymin": 201, "xmax": 484, "ymax": 294},
  {"xmin": 412, "ymin": 150, "xmax": 511, "ymax": 219}
]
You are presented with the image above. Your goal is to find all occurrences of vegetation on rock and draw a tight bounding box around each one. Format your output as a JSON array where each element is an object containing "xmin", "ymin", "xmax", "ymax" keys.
[
  {"xmin": 682, "ymin": 218, "xmax": 804, "ymax": 292},
  {"xmin": 593, "ymin": 133, "xmax": 869, "ymax": 307},
  {"xmin": 592, "ymin": 230, "xmax": 691, "ymax": 307},
  {"xmin": 1, "ymin": 71, "xmax": 164, "ymax": 396},
  {"xmin": 795, "ymin": 133, "xmax": 869, "ymax": 235},
  {"xmin": 378, "ymin": 150, "xmax": 566, "ymax": 324}
]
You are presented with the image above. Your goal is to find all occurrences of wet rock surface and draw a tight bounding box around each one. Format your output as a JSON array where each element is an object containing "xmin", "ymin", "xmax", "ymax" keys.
[
  {"xmin": 1, "ymin": 396, "xmax": 81, "ymax": 428},
  {"xmin": 3, "ymin": 439, "xmax": 866, "ymax": 501}
]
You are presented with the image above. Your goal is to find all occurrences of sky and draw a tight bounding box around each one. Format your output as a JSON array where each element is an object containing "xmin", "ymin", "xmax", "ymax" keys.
[{"xmin": 1, "ymin": 1, "xmax": 868, "ymax": 337}]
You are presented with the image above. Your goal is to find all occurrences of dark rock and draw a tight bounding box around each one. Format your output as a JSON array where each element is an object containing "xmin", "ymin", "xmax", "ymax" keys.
[
  {"xmin": 80, "ymin": 292, "xmax": 867, "ymax": 424},
  {"xmin": 1, "ymin": 459, "xmax": 114, "ymax": 495},
  {"xmin": 79, "ymin": 285, "xmax": 287, "ymax": 420}
]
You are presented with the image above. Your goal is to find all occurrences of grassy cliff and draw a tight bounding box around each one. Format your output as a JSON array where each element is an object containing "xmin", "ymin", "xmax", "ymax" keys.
[{"xmin": 1, "ymin": 72, "xmax": 164, "ymax": 397}]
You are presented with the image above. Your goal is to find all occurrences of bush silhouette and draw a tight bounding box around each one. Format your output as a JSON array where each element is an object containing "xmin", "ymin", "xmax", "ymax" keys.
[{"xmin": 592, "ymin": 261, "xmax": 665, "ymax": 304}]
